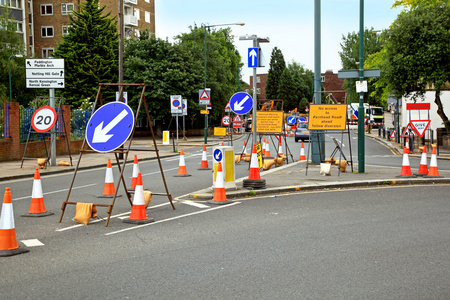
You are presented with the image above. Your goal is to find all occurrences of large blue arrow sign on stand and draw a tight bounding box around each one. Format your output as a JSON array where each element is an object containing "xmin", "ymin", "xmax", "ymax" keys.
[
  {"xmin": 86, "ymin": 102, "xmax": 135, "ymax": 153},
  {"xmin": 287, "ymin": 116, "xmax": 296, "ymax": 126},
  {"xmin": 230, "ymin": 92, "xmax": 253, "ymax": 115}
]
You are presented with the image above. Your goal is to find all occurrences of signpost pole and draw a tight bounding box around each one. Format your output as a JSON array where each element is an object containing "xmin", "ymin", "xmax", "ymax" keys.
[
  {"xmin": 49, "ymin": 87, "xmax": 56, "ymax": 166},
  {"xmin": 358, "ymin": 0, "xmax": 365, "ymax": 173}
]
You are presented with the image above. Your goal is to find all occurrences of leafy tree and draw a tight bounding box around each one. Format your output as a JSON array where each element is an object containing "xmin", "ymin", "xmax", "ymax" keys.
[
  {"xmin": 383, "ymin": 3, "xmax": 450, "ymax": 131},
  {"xmin": 124, "ymin": 30, "xmax": 201, "ymax": 131},
  {"xmin": 392, "ymin": 0, "xmax": 450, "ymax": 9},
  {"xmin": 287, "ymin": 61, "xmax": 313, "ymax": 111},
  {"xmin": 176, "ymin": 25, "xmax": 242, "ymax": 126},
  {"xmin": 266, "ymin": 47, "xmax": 286, "ymax": 100},
  {"xmin": 278, "ymin": 68, "xmax": 296, "ymax": 110},
  {"xmin": 53, "ymin": 0, "xmax": 118, "ymax": 108},
  {"xmin": 339, "ymin": 28, "xmax": 383, "ymax": 105}
]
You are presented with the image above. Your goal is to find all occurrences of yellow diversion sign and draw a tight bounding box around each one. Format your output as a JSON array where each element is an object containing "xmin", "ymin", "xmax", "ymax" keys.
[{"xmin": 308, "ymin": 104, "xmax": 347, "ymax": 130}]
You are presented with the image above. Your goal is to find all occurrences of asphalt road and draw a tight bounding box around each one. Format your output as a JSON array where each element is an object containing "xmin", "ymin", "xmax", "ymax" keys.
[{"xmin": 1, "ymin": 184, "xmax": 449, "ymax": 299}]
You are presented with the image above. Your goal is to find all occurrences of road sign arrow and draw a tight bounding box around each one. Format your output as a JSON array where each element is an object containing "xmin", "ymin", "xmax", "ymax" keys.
[
  {"xmin": 249, "ymin": 49, "xmax": 257, "ymax": 66},
  {"xmin": 234, "ymin": 95, "xmax": 249, "ymax": 111},
  {"xmin": 92, "ymin": 109, "xmax": 129, "ymax": 143},
  {"xmin": 215, "ymin": 153, "xmax": 221, "ymax": 160}
]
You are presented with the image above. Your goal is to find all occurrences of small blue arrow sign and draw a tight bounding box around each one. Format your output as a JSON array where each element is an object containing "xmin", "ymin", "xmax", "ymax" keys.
[
  {"xmin": 230, "ymin": 92, "xmax": 253, "ymax": 115},
  {"xmin": 214, "ymin": 149, "xmax": 223, "ymax": 162},
  {"xmin": 248, "ymin": 47, "xmax": 259, "ymax": 68},
  {"xmin": 298, "ymin": 117, "xmax": 306, "ymax": 123},
  {"xmin": 287, "ymin": 116, "xmax": 296, "ymax": 125},
  {"xmin": 86, "ymin": 102, "xmax": 135, "ymax": 153}
]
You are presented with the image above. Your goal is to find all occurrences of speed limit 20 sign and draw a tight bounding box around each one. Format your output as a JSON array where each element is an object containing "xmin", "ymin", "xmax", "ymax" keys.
[
  {"xmin": 222, "ymin": 115, "xmax": 231, "ymax": 126},
  {"xmin": 31, "ymin": 106, "xmax": 57, "ymax": 132}
]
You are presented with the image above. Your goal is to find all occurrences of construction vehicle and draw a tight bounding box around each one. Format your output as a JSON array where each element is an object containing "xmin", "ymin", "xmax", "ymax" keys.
[{"xmin": 347, "ymin": 103, "xmax": 384, "ymax": 128}]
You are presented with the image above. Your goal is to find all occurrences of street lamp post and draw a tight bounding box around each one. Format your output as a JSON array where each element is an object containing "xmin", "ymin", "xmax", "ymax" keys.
[
  {"xmin": 203, "ymin": 22, "xmax": 244, "ymax": 144},
  {"xmin": 8, "ymin": 55, "xmax": 23, "ymax": 102}
]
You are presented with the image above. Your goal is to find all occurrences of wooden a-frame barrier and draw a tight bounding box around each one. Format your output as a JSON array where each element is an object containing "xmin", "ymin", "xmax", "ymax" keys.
[{"xmin": 59, "ymin": 83, "xmax": 174, "ymax": 227}]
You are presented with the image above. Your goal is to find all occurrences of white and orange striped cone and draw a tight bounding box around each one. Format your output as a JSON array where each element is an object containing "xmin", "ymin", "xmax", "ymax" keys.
[
  {"xmin": 416, "ymin": 145, "xmax": 428, "ymax": 176},
  {"xmin": 22, "ymin": 168, "xmax": 53, "ymax": 217},
  {"xmin": 198, "ymin": 145, "xmax": 211, "ymax": 170},
  {"xmin": 265, "ymin": 139, "xmax": 271, "ymax": 157},
  {"xmin": 262, "ymin": 138, "xmax": 266, "ymax": 156},
  {"xmin": 123, "ymin": 173, "xmax": 154, "ymax": 224},
  {"xmin": 1, "ymin": 188, "xmax": 29, "ymax": 257},
  {"xmin": 426, "ymin": 145, "xmax": 441, "ymax": 177},
  {"xmin": 174, "ymin": 149, "xmax": 191, "ymax": 177},
  {"xmin": 98, "ymin": 159, "xmax": 121, "ymax": 198},
  {"xmin": 243, "ymin": 144, "xmax": 266, "ymax": 189},
  {"xmin": 299, "ymin": 142, "xmax": 306, "ymax": 161},
  {"xmin": 129, "ymin": 155, "xmax": 140, "ymax": 191},
  {"xmin": 278, "ymin": 140, "xmax": 284, "ymax": 157},
  {"xmin": 404, "ymin": 137, "xmax": 410, "ymax": 154},
  {"xmin": 241, "ymin": 141, "xmax": 247, "ymax": 159},
  {"xmin": 208, "ymin": 162, "xmax": 232, "ymax": 205},
  {"xmin": 397, "ymin": 146, "xmax": 415, "ymax": 177}
]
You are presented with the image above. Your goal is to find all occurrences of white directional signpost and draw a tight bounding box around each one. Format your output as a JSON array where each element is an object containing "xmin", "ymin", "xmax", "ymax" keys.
[{"xmin": 85, "ymin": 102, "xmax": 135, "ymax": 153}]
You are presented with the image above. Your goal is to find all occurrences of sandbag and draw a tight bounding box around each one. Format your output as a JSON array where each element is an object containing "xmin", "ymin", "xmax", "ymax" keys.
[
  {"xmin": 143, "ymin": 190, "xmax": 152, "ymax": 208},
  {"xmin": 73, "ymin": 203, "xmax": 98, "ymax": 225}
]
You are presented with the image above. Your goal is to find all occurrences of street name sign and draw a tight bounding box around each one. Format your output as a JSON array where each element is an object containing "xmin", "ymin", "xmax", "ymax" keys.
[
  {"xmin": 26, "ymin": 59, "xmax": 65, "ymax": 88},
  {"xmin": 230, "ymin": 92, "xmax": 253, "ymax": 115},
  {"xmin": 85, "ymin": 102, "xmax": 135, "ymax": 153},
  {"xmin": 338, "ymin": 68, "xmax": 381, "ymax": 79}
]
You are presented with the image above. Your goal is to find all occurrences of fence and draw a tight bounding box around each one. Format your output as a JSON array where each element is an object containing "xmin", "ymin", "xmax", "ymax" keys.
[
  {"xmin": 71, "ymin": 109, "xmax": 91, "ymax": 140},
  {"xmin": 1, "ymin": 103, "xmax": 9, "ymax": 139}
]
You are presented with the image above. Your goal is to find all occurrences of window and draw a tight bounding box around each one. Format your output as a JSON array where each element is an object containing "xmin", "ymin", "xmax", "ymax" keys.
[
  {"xmin": 145, "ymin": 0, "xmax": 149, "ymax": 2},
  {"xmin": 62, "ymin": 25, "xmax": 71, "ymax": 35},
  {"xmin": 321, "ymin": 76, "xmax": 325, "ymax": 82},
  {"xmin": 61, "ymin": 3, "xmax": 74, "ymax": 15},
  {"xmin": 7, "ymin": 0, "xmax": 21, "ymax": 8},
  {"xmin": 256, "ymin": 88, "xmax": 261, "ymax": 94},
  {"xmin": 144, "ymin": 11, "xmax": 150, "ymax": 23},
  {"xmin": 15, "ymin": 22, "xmax": 23, "ymax": 33},
  {"xmin": 41, "ymin": 4, "xmax": 53, "ymax": 15},
  {"xmin": 134, "ymin": 29, "xmax": 140, "ymax": 37},
  {"xmin": 134, "ymin": 8, "xmax": 140, "ymax": 20},
  {"xmin": 257, "ymin": 76, "xmax": 261, "ymax": 83},
  {"xmin": 41, "ymin": 26, "xmax": 54, "ymax": 37},
  {"xmin": 42, "ymin": 48, "xmax": 54, "ymax": 58}
]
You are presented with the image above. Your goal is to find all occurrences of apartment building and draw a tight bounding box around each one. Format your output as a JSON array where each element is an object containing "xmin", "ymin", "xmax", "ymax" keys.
[{"xmin": 1, "ymin": 0, "xmax": 155, "ymax": 58}]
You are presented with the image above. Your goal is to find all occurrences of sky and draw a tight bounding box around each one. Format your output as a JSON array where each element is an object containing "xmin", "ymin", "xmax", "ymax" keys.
[{"xmin": 155, "ymin": 0, "xmax": 403, "ymax": 84}]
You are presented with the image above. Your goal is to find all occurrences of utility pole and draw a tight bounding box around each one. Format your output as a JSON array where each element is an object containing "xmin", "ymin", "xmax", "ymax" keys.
[{"xmin": 358, "ymin": 0, "xmax": 365, "ymax": 173}]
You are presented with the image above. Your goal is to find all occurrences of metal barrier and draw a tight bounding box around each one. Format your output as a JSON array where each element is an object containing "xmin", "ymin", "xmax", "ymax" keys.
[
  {"xmin": 70, "ymin": 110, "xmax": 91, "ymax": 140},
  {"xmin": 20, "ymin": 108, "xmax": 42, "ymax": 142}
]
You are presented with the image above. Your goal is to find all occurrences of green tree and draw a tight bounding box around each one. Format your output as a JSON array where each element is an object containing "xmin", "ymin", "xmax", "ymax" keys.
[
  {"xmin": 124, "ymin": 30, "xmax": 201, "ymax": 130},
  {"xmin": 266, "ymin": 47, "xmax": 286, "ymax": 101},
  {"xmin": 392, "ymin": 0, "xmax": 450, "ymax": 9},
  {"xmin": 287, "ymin": 61, "xmax": 313, "ymax": 111},
  {"xmin": 383, "ymin": 3, "xmax": 450, "ymax": 130},
  {"xmin": 278, "ymin": 68, "xmax": 296, "ymax": 111},
  {"xmin": 339, "ymin": 28, "xmax": 383, "ymax": 105},
  {"xmin": 53, "ymin": 0, "xmax": 118, "ymax": 108}
]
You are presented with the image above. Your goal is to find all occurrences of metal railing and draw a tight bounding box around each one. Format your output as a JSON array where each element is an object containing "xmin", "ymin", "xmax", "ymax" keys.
[
  {"xmin": 0, "ymin": 103, "xmax": 7, "ymax": 139},
  {"xmin": 71, "ymin": 110, "xmax": 91, "ymax": 140}
]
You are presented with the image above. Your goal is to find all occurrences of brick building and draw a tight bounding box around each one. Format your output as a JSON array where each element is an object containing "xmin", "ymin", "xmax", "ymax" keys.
[
  {"xmin": 245, "ymin": 73, "xmax": 268, "ymax": 101},
  {"xmin": 321, "ymin": 69, "xmax": 346, "ymax": 103},
  {"xmin": 1, "ymin": 0, "xmax": 155, "ymax": 58}
]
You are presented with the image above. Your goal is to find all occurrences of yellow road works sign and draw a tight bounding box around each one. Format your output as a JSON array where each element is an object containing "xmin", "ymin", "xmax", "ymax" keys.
[
  {"xmin": 200, "ymin": 110, "xmax": 209, "ymax": 114},
  {"xmin": 256, "ymin": 111, "xmax": 284, "ymax": 133},
  {"xmin": 214, "ymin": 127, "xmax": 227, "ymax": 136},
  {"xmin": 308, "ymin": 104, "xmax": 347, "ymax": 130},
  {"xmin": 255, "ymin": 143, "xmax": 263, "ymax": 168}
]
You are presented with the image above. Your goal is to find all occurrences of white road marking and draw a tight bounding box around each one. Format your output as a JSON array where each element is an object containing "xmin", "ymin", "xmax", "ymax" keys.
[
  {"xmin": 182, "ymin": 201, "xmax": 210, "ymax": 208},
  {"xmin": 12, "ymin": 183, "xmax": 98, "ymax": 201},
  {"xmin": 105, "ymin": 202, "xmax": 241, "ymax": 236},
  {"xmin": 21, "ymin": 239, "xmax": 44, "ymax": 247}
]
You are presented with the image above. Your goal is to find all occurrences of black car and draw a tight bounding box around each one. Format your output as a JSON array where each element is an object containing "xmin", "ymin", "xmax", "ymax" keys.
[
  {"xmin": 294, "ymin": 122, "xmax": 310, "ymax": 142},
  {"xmin": 244, "ymin": 118, "xmax": 252, "ymax": 132}
]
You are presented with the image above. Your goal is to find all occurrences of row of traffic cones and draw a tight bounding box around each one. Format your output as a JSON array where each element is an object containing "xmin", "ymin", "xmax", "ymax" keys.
[{"xmin": 398, "ymin": 144, "xmax": 441, "ymax": 177}]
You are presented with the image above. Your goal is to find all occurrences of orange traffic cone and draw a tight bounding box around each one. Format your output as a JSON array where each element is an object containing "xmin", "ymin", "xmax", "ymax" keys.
[
  {"xmin": 98, "ymin": 159, "xmax": 121, "ymax": 198},
  {"xmin": 405, "ymin": 137, "xmax": 410, "ymax": 154},
  {"xmin": 198, "ymin": 145, "xmax": 211, "ymax": 170},
  {"xmin": 262, "ymin": 138, "xmax": 266, "ymax": 156},
  {"xmin": 123, "ymin": 173, "xmax": 154, "ymax": 224},
  {"xmin": 397, "ymin": 146, "xmax": 415, "ymax": 177},
  {"xmin": 427, "ymin": 145, "xmax": 441, "ymax": 177},
  {"xmin": 208, "ymin": 162, "xmax": 232, "ymax": 205},
  {"xmin": 129, "ymin": 155, "xmax": 140, "ymax": 191},
  {"xmin": 265, "ymin": 139, "xmax": 271, "ymax": 157},
  {"xmin": 221, "ymin": 142, "xmax": 224, "ymax": 146},
  {"xmin": 174, "ymin": 149, "xmax": 191, "ymax": 177},
  {"xmin": 243, "ymin": 144, "xmax": 266, "ymax": 189},
  {"xmin": 416, "ymin": 145, "xmax": 428, "ymax": 176},
  {"xmin": 299, "ymin": 142, "xmax": 306, "ymax": 161},
  {"xmin": 0, "ymin": 188, "xmax": 29, "ymax": 257},
  {"xmin": 278, "ymin": 140, "xmax": 283, "ymax": 157},
  {"xmin": 241, "ymin": 141, "xmax": 247, "ymax": 158},
  {"xmin": 22, "ymin": 169, "xmax": 53, "ymax": 217}
]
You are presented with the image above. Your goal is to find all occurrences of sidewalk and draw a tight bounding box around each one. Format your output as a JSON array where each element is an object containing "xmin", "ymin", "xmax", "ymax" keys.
[{"xmin": 1, "ymin": 132, "xmax": 448, "ymax": 199}]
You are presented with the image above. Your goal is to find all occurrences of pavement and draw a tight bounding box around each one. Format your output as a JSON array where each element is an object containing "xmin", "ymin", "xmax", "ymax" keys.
[{"xmin": 1, "ymin": 131, "xmax": 449, "ymax": 200}]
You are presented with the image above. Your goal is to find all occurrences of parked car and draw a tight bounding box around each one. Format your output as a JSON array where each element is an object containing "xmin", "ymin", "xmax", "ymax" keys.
[
  {"xmin": 295, "ymin": 122, "xmax": 310, "ymax": 142},
  {"xmin": 245, "ymin": 118, "xmax": 252, "ymax": 132}
]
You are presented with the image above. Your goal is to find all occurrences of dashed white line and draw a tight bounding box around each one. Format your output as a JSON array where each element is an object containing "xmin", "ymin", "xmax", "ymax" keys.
[
  {"xmin": 182, "ymin": 201, "xmax": 210, "ymax": 208},
  {"xmin": 13, "ymin": 183, "xmax": 98, "ymax": 201}
]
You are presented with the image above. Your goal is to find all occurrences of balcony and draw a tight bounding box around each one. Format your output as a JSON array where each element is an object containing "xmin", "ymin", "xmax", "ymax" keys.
[
  {"xmin": 124, "ymin": 0, "xmax": 137, "ymax": 5},
  {"xmin": 124, "ymin": 15, "xmax": 138, "ymax": 27}
]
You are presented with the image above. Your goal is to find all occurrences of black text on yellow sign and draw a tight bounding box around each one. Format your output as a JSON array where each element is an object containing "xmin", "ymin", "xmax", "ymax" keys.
[
  {"xmin": 255, "ymin": 143, "xmax": 263, "ymax": 169},
  {"xmin": 308, "ymin": 104, "xmax": 347, "ymax": 130},
  {"xmin": 214, "ymin": 127, "xmax": 227, "ymax": 136},
  {"xmin": 256, "ymin": 111, "xmax": 284, "ymax": 133},
  {"xmin": 200, "ymin": 110, "xmax": 209, "ymax": 114}
]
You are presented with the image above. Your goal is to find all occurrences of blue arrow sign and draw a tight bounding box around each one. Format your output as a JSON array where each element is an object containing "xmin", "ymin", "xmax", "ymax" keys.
[
  {"xmin": 86, "ymin": 102, "xmax": 135, "ymax": 153},
  {"xmin": 287, "ymin": 116, "xmax": 296, "ymax": 125},
  {"xmin": 248, "ymin": 47, "xmax": 259, "ymax": 68},
  {"xmin": 298, "ymin": 117, "xmax": 306, "ymax": 123},
  {"xmin": 214, "ymin": 149, "xmax": 223, "ymax": 162},
  {"xmin": 230, "ymin": 92, "xmax": 253, "ymax": 115}
]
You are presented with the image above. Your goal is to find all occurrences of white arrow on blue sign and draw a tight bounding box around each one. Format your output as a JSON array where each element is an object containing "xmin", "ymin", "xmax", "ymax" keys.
[
  {"xmin": 230, "ymin": 92, "xmax": 253, "ymax": 115},
  {"xmin": 248, "ymin": 47, "xmax": 259, "ymax": 68},
  {"xmin": 287, "ymin": 116, "xmax": 296, "ymax": 126},
  {"xmin": 214, "ymin": 149, "xmax": 223, "ymax": 162},
  {"xmin": 86, "ymin": 102, "xmax": 135, "ymax": 153}
]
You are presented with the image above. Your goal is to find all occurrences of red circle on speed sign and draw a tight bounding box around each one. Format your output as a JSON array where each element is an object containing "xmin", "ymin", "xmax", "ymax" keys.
[
  {"xmin": 222, "ymin": 116, "xmax": 231, "ymax": 126},
  {"xmin": 31, "ymin": 106, "xmax": 57, "ymax": 133}
]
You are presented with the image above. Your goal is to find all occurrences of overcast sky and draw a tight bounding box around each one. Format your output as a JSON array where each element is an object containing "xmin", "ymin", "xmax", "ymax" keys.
[{"xmin": 155, "ymin": 0, "xmax": 402, "ymax": 84}]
